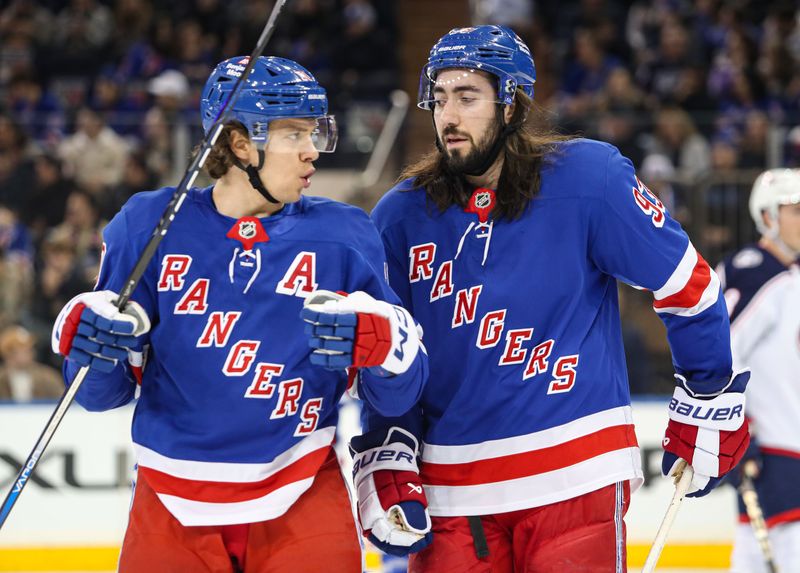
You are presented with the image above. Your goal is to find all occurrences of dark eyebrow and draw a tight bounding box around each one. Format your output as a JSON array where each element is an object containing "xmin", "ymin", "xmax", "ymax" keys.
[{"xmin": 432, "ymin": 84, "xmax": 484, "ymax": 95}]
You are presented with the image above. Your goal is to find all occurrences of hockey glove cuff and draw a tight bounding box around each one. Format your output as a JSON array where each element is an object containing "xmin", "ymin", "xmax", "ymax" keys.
[
  {"xmin": 661, "ymin": 369, "xmax": 750, "ymax": 497},
  {"xmin": 301, "ymin": 290, "xmax": 421, "ymax": 376},
  {"xmin": 52, "ymin": 290, "xmax": 151, "ymax": 374},
  {"xmin": 349, "ymin": 426, "xmax": 432, "ymax": 556}
]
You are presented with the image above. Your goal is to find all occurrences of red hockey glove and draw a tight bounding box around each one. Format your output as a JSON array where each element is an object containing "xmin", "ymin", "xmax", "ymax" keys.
[
  {"xmin": 52, "ymin": 290, "xmax": 150, "ymax": 374},
  {"xmin": 301, "ymin": 290, "xmax": 422, "ymax": 376},
  {"xmin": 349, "ymin": 427, "xmax": 432, "ymax": 556},
  {"xmin": 661, "ymin": 370, "xmax": 750, "ymax": 497}
]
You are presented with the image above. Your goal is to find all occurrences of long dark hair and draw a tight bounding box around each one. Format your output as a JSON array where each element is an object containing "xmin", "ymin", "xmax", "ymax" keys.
[
  {"xmin": 400, "ymin": 91, "xmax": 573, "ymax": 221},
  {"xmin": 196, "ymin": 121, "xmax": 249, "ymax": 180}
]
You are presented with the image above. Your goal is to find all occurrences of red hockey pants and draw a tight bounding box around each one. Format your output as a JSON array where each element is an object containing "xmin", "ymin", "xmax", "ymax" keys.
[
  {"xmin": 409, "ymin": 481, "xmax": 630, "ymax": 573},
  {"xmin": 118, "ymin": 449, "xmax": 361, "ymax": 573}
]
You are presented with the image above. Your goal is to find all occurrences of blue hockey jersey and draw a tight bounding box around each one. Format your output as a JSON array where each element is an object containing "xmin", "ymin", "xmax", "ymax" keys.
[
  {"xmin": 63, "ymin": 186, "xmax": 427, "ymax": 526},
  {"xmin": 368, "ymin": 139, "xmax": 732, "ymax": 516}
]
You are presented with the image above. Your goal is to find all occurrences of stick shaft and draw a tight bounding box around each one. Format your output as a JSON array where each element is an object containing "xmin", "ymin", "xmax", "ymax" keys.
[
  {"xmin": 0, "ymin": 0, "xmax": 290, "ymax": 532},
  {"xmin": 641, "ymin": 462, "xmax": 694, "ymax": 573},
  {"xmin": 740, "ymin": 461, "xmax": 778, "ymax": 573}
]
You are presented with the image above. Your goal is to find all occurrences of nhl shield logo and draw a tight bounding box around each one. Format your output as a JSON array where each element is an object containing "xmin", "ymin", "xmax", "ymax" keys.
[
  {"xmin": 465, "ymin": 187, "xmax": 496, "ymax": 223},
  {"xmin": 474, "ymin": 191, "xmax": 492, "ymax": 210},
  {"xmin": 227, "ymin": 216, "xmax": 269, "ymax": 251},
  {"xmin": 238, "ymin": 220, "xmax": 257, "ymax": 240}
]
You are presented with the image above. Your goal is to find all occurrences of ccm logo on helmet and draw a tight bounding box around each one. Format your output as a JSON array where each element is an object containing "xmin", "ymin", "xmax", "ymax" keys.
[{"xmin": 668, "ymin": 399, "xmax": 744, "ymax": 422}]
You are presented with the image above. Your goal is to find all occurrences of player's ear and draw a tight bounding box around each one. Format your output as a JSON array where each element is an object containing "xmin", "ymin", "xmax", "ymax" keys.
[
  {"xmin": 503, "ymin": 101, "xmax": 515, "ymax": 123},
  {"xmin": 229, "ymin": 129, "xmax": 252, "ymax": 162}
]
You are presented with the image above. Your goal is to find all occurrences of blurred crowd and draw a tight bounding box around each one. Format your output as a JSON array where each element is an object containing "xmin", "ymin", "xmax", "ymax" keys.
[
  {"xmin": 0, "ymin": 0, "xmax": 798, "ymax": 399},
  {"xmin": 0, "ymin": 0, "xmax": 398, "ymax": 401}
]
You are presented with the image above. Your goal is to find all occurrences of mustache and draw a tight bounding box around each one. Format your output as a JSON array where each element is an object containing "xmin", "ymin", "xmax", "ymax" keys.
[{"xmin": 441, "ymin": 126, "xmax": 471, "ymax": 140}]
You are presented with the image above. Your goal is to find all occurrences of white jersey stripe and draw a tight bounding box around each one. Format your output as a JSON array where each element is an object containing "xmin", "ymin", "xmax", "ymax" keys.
[
  {"xmin": 134, "ymin": 425, "xmax": 336, "ymax": 482},
  {"xmin": 654, "ymin": 242, "xmax": 697, "ymax": 300},
  {"xmin": 654, "ymin": 269, "xmax": 720, "ymax": 317},
  {"xmin": 156, "ymin": 477, "xmax": 315, "ymax": 526},
  {"xmin": 421, "ymin": 406, "xmax": 634, "ymax": 464},
  {"xmin": 423, "ymin": 448, "xmax": 643, "ymax": 516}
]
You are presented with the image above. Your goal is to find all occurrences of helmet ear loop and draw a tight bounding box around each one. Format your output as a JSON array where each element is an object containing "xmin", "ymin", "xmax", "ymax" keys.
[{"xmin": 232, "ymin": 141, "xmax": 280, "ymax": 204}]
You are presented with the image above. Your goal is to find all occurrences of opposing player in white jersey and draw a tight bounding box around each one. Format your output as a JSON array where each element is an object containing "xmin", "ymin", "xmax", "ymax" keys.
[
  {"xmin": 719, "ymin": 168, "xmax": 800, "ymax": 573},
  {"xmin": 307, "ymin": 25, "xmax": 752, "ymax": 571},
  {"xmin": 50, "ymin": 56, "xmax": 428, "ymax": 572}
]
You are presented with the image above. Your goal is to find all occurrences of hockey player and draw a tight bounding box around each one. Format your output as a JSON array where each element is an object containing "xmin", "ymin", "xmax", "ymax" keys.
[
  {"xmin": 50, "ymin": 56, "xmax": 428, "ymax": 573},
  {"xmin": 720, "ymin": 168, "xmax": 800, "ymax": 573},
  {"xmin": 311, "ymin": 26, "xmax": 751, "ymax": 571}
]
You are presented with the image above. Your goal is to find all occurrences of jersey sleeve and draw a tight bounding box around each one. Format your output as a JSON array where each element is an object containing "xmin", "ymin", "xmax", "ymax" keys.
[
  {"xmin": 65, "ymin": 202, "xmax": 158, "ymax": 411},
  {"xmin": 589, "ymin": 146, "xmax": 732, "ymax": 387},
  {"xmin": 345, "ymin": 214, "xmax": 427, "ymax": 417}
]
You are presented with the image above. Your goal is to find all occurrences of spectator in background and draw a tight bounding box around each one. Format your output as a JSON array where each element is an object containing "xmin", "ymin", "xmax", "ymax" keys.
[
  {"xmin": 669, "ymin": 65, "xmax": 718, "ymax": 137},
  {"xmin": 594, "ymin": 67, "xmax": 649, "ymax": 166},
  {"xmin": 0, "ymin": 324, "xmax": 63, "ymax": 401},
  {"xmin": 50, "ymin": 189, "xmax": 104, "ymax": 279},
  {"xmin": 49, "ymin": 0, "xmax": 113, "ymax": 75},
  {"xmin": 639, "ymin": 18, "xmax": 698, "ymax": 105},
  {"xmin": 738, "ymin": 110, "xmax": 770, "ymax": 169},
  {"xmin": 58, "ymin": 107, "xmax": 129, "ymax": 196},
  {"xmin": 704, "ymin": 137, "xmax": 746, "ymax": 261},
  {"xmin": 5, "ymin": 71, "xmax": 65, "ymax": 146},
  {"xmin": 640, "ymin": 152, "xmax": 688, "ymax": 224},
  {"xmin": 559, "ymin": 27, "xmax": 621, "ymax": 132},
  {"xmin": 22, "ymin": 154, "xmax": 72, "ymax": 244},
  {"xmin": 333, "ymin": 0, "xmax": 396, "ymax": 101},
  {"xmin": 89, "ymin": 69, "xmax": 144, "ymax": 138},
  {"xmin": 105, "ymin": 152, "xmax": 158, "ymax": 220},
  {"xmin": 27, "ymin": 229, "xmax": 92, "ymax": 367},
  {"xmin": 0, "ymin": 115, "xmax": 35, "ymax": 215},
  {"xmin": 145, "ymin": 69, "xmax": 191, "ymax": 186},
  {"xmin": 647, "ymin": 106, "xmax": 711, "ymax": 181},
  {"xmin": 0, "ymin": 203, "xmax": 33, "ymax": 331}
]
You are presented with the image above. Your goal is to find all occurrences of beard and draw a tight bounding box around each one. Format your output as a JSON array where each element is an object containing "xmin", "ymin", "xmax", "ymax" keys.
[{"xmin": 440, "ymin": 122, "xmax": 502, "ymax": 175}]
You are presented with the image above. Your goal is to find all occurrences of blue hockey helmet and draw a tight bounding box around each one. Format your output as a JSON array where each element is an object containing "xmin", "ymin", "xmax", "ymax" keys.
[
  {"xmin": 200, "ymin": 56, "xmax": 336, "ymax": 152},
  {"xmin": 418, "ymin": 25, "xmax": 536, "ymax": 110}
]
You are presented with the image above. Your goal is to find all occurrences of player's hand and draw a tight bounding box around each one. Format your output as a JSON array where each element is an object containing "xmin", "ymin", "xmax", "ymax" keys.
[
  {"xmin": 301, "ymin": 290, "xmax": 421, "ymax": 376},
  {"xmin": 52, "ymin": 290, "xmax": 151, "ymax": 373},
  {"xmin": 661, "ymin": 370, "xmax": 750, "ymax": 497},
  {"xmin": 350, "ymin": 427, "xmax": 432, "ymax": 556}
]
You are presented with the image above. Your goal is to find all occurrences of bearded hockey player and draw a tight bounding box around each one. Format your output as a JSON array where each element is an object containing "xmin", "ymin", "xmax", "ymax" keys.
[
  {"xmin": 51, "ymin": 56, "xmax": 427, "ymax": 572},
  {"xmin": 720, "ymin": 168, "xmax": 800, "ymax": 573},
  {"xmin": 311, "ymin": 25, "xmax": 751, "ymax": 571}
]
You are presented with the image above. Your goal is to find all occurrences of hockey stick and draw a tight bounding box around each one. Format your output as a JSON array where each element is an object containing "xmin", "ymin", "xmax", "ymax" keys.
[
  {"xmin": 739, "ymin": 460, "xmax": 779, "ymax": 573},
  {"xmin": 641, "ymin": 460, "xmax": 694, "ymax": 573},
  {"xmin": 0, "ymin": 0, "xmax": 291, "ymax": 531}
]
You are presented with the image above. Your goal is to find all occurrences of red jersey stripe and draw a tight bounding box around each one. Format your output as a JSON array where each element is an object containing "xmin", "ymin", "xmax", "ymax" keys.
[
  {"xmin": 138, "ymin": 445, "xmax": 330, "ymax": 503},
  {"xmin": 654, "ymin": 254, "xmax": 712, "ymax": 310},
  {"xmin": 420, "ymin": 424, "xmax": 638, "ymax": 486},
  {"xmin": 761, "ymin": 446, "xmax": 800, "ymax": 459}
]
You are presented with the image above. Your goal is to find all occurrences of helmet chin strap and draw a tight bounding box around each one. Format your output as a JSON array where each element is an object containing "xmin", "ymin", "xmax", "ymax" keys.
[{"xmin": 232, "ymin": 148, "xmax": 280, "ymax": 204}]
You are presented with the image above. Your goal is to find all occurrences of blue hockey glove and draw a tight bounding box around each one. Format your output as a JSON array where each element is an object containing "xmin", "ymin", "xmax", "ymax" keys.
[
  {"xmin": 52, "ymin": 290, "xmax": 151, "ymax": 373},
  {"xmin": 350, "ymin": 427, "xmax": 432, "ymax": 556},
  {"xmin": 661, "ymin": 369, "xmax": 750, "ymax": 497},
  {"xmin": 301, "ymin": 290, "xmax": 421, "ymax": 376}
]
